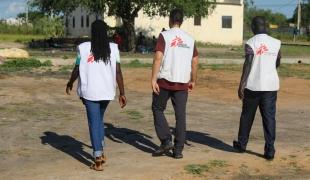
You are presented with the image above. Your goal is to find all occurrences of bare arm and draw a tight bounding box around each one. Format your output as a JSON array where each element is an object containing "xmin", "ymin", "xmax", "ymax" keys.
[
  {"xmin": 66, "ymin": 65, "xmax": 79, "ymax": 95},
  {"xmin": 238, "ymin": 52, "xmax": 254, "ymax": 100},
  {"xmin": 189, "ymin": 56, "xmax": 199, "ymax": 91},
  {"xmin": 116, "ymin": 63, "xmax": 126, "ymax": 108},
  {"xmin": 151, "ymin": 51, "xmax": 163, "ymax": 95}
]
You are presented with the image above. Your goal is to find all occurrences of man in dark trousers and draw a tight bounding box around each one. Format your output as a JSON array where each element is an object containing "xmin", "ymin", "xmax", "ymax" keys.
[
  {"xmin": 233, "ymin": 16, "xmax": 281, "ymax": 160},
  {"xmin": 151, "ymin": 9, "xmax": 199, "ymax": 159}
]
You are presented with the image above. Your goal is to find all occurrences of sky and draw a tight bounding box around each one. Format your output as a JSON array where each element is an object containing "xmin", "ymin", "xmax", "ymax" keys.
[
  {"xmin": 253, "ymin": 0, "xmax": 299, "ymax": 18},
  {"xmin": 0, "ymin": 0, "xmax": 300, "ymax": 19}
]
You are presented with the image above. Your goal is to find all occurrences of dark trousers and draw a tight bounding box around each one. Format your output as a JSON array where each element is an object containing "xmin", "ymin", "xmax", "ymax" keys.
[
  {"xmin": 152, "ymin": 88, "xmax": 188, "ymax": 150},
  {"xmin": 238, "ymin": 89, "xmax": 277, "ymax": 156}
]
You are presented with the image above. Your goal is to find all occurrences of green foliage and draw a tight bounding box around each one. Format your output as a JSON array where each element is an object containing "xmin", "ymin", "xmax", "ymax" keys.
[
  {"xmin": 29, "ymin": 0, "xmax": 217, "ymax": 51},
  {"xmin": 185, "ymin": 164, "xmax": 209, "ymax": 175},
  {"xmin": 0, "ymin": 22, "xmax": 36, "ymax": 35},
  {"xmin": 185, "ymin": 160, "xmax": 228, "ymax": 175},
  {"xmin": 0, "ymin": 34, "xmax": 45, "ymax": 43},
  {"xmin": 33, "ymin": 16, "xmax": 65, "ymax": 37},
  {"xmin": 202, "ymin": 63, "xmax": 310, "ymax": 80},
  {"xmin": 17, "ymin": 11, "xmax": 45, "ymax": 24},
  {"xmin": 0, "ymin": 58, "xmax": 52, "ymax": 73},
  {"xmin": 58, "ymin": 64, "xmax": 74, "ymax": 74},
  {"xmin": 28, "ymin": 0, "xmax": 79, "ymax": 15},
  {"xmin": 244, "ymin": 7, "xmax": 288, "ymax": 29},
  {"xmin": 123, "ymin": 110, "xmax": 144, "ymax": 121},
  {"xmin": 0, "ymin": 16, "xmax": 64, "ymax": 37}
]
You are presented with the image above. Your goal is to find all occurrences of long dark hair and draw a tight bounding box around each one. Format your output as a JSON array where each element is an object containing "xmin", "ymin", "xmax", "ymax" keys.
[{"xmin": 91, "ymin": 20, "xmax": 111, "ymax": 64}]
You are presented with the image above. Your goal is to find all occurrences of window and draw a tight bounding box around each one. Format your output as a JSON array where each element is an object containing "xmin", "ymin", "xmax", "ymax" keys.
[
  {"xmin": 72, "ymin": 17, "xmax": 75, "ymax": 28},
  {"xmin": 81, "ymin": 16, "xmax": 84, "ymax": 28},
  {"xmin": 194, "ymin": 16, "xmax": 201, "ymax": 26},
  {"xmin": 86, "ymin": 15, "xmax": 90, "ymax": 27},
  {"xmin": 222, "ymin": 16, "xmax": 232, "ymax": 28}
]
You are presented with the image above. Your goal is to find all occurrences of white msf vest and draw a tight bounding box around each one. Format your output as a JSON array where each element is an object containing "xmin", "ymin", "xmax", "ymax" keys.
[
  {"xmin": 77, "ymin": 42, "xmax": 119, "ymax": 101},
  {"xmin": 158, "ymin": 28, "xmax": 195, "ymax": 83},
  {"xmin": 246, "ymin": 34, "xmax": 281, "ymax": 91}
]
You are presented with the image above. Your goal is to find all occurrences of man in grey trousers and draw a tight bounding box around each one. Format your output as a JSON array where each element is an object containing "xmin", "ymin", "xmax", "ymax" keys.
[{"xmin": 151, "ymin": 8, "xmax": 199, "ymax": 159}]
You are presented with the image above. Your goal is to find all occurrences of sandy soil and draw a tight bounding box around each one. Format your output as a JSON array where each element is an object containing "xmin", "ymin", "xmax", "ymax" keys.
[{"xmin": 0, "ymin": 68, "xmax": 309, "ymax": 180}]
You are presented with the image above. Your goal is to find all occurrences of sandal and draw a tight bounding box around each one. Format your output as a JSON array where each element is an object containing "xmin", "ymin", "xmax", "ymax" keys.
[
  {"xmin": 90, "ymin": 157, "xmax": 104, "ymax": 171},
  {"xmin": 100, "ymin": 154, "xmax": 107, "ymax": 164}
]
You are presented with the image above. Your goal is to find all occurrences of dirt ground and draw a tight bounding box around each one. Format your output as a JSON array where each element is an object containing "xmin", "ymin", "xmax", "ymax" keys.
[{"xmin": 0, "ymin": 68, "xmax": 309, "ymax": 180}]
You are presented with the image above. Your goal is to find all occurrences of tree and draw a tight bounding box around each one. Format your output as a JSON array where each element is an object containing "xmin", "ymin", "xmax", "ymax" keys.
[
  {"xmin": 17, "ymin": 11, "xmax": 45, "ymax": 23},
  {"xmin": 244, "ymin": 8, "xmax": 288, "ymax": 31},
  {"xmin": 29, "ymin": 0, "xmax": 217, "ymax": 51},
  {"xmin": 105, "ymin": 0, "xmax": 217, "ymax": 51}
]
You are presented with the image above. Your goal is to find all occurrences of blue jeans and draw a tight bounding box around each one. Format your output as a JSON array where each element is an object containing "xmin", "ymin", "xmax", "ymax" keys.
[{"xmin": 83, "ymin": 98, "xmax": 110, "ymax": 158}]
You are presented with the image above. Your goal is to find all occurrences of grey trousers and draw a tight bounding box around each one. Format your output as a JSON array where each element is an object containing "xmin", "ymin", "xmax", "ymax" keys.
[{"xmin": 152, "ymin": 88, "xmax": 188, "ymax": 150}]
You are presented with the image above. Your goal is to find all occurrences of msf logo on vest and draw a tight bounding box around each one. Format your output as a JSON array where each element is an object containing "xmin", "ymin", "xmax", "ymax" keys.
[
  {"xmin": 256, "ymin": 44, "xmax": 269, "ymax": 56},
  {"xmin": 170, "ymin": 36, "xmax": 190, "ymax": 49},
  {"xmin": 87, "ymin": 54, "xmax": 95, "ymax": 64}
]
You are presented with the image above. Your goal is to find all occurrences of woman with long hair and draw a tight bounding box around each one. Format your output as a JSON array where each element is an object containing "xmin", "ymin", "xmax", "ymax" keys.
[{"xmin": 66, "ymin": 20, "xmax": 127, "ymax": 171}]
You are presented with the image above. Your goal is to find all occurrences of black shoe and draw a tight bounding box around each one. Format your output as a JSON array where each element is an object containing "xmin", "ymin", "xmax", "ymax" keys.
[
  {"xmin": 152, "ymin": 141, "xmax": 173, "ymax": 157},
  {"xmin": 264, "ymin": 154, "xmax": 274, "ymax": 161},
  {"xmin": 173, "ymin": 150, "xmax": 183, "ymax": 159},
  {"xmin": 172, "ymin": 146, "xmax": 184, "ymax": 159},
  {"xmin": 233, "ymin": 140, "xmax": 246, "ymax": 153}
]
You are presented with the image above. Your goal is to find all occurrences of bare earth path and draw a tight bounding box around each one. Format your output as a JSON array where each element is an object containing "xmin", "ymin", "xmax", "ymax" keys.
[{"xmin": 0, "ymin": 68, "xmax": 309, "ymax": 179}]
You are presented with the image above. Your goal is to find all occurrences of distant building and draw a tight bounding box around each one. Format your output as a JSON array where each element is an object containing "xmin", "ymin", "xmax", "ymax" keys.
[
  {"xmin": 65, "ymin": 0, "xmax": 244, "ymax": 45},
  {"xmin": 3, "ymin": 18, "xmax": 24, "ymax": 25}
]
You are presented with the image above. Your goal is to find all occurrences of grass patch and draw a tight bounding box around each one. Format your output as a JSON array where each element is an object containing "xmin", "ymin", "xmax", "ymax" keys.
[
  {"xmin": 185, "ymin": 160, "xmax": 228, "ymax": 175},
  {"xmin": 201, "ymin": 64, "xmax": 310, "ymax": 79},
  {"xmin": 123, "ymin": 110, "xmax": 144, "ymax": 121},
  {"xmin": 281, "ymin": 45, "xmax": 310, "ymax": 57},
  {"xmin": 0, "ymin": 58, "xmax": 52, "ymax": 73},
  {"xmin": 278, "ymin": 64, "xmax": 310, "ymax": 79},
  {"xmin": 58, "ymin": 65, "xmax": 74, "ymax": 73},
  {"xmin": 122, "ymin": 59, "xmax": 152, "ymax": 68},
  {"xmin": 0, "ymin": 33, "xmax": 46, "ymax": 43},
  {"xmin": 62, "ymin": 55, "xmax": 69, "ymax": 60}
]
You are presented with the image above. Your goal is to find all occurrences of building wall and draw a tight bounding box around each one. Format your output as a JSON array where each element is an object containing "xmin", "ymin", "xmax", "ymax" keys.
[
  {"xmin": 135, "ymin": 2, "xmax": 244, "ymax": 45},
  {"xmin": 65, "ymin": 1, "xmax": 244, "ymax": 45},
  {"xmin": 65, "ymin": 7, "xmax": 117, "ymax": 37}
]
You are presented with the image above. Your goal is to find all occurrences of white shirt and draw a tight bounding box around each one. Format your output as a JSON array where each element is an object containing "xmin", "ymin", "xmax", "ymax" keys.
[
  {"xmin": 158, "ymin": 28, "xmax": 195, "ymax": 83},
  {"xmin": 246, "ymin": 34, "xmax": 281, "ymax": 91},
  {"xmin": 77, "ymin": 42, "xmax": 120, "ymax": 101}
]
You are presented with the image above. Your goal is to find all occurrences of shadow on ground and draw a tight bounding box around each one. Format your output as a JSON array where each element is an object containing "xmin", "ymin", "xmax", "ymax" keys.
[
  {"xmin": 105, "ymin": 123, "xmax": 158, "ymax": 154},
  {"xmin": 40, "ymin": 131, "xmax": 93, "ymax": 166},
  {"xmin": 169, "ymin": 127, "xmax": 235, "ymax": 152}
]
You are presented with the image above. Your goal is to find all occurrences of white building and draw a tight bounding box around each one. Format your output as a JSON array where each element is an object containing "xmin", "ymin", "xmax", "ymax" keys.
[{"xmin": 65, "ymin": 0, "xmax": 244, "ymax": 45}]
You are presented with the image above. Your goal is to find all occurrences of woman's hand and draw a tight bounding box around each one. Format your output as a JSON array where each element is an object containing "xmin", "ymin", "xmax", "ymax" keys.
[
  {"xmin": 66, "ymin": 82, "xmax": 73, "ymax": 95},
  {"xmin": 119, "ymin": 95, "xmax": 127, "ymax": 108}
]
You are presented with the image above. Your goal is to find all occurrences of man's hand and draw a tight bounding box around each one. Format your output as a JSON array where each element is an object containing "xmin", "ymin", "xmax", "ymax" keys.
[
  {"xmin": 238, "ymin": 86, "xmax": 245, "ymax": 100},
  {"xmin": 66, "ymin": 82, "xmax": 73, "ymax": 95},
  {"xmin": 119, "ymin": 95, "xmax": 127, "ymax": 108},
  {"xmin": 151, "ymin": 80, "xmax": 160, "ymax": 95},
  {"xmin": 188, "ymin": 81, "xmax": 195, "ymax": 92}
]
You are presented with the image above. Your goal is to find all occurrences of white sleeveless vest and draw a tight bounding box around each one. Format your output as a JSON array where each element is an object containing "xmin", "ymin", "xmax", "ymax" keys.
[
  {"xmin": 246, "ymin": 34, "xmax": 281, "ymax": 91},
  {"xmin": 158, "ymin": 28, "xmax": 195, "ymax": 83},
  {"xmin": 77, "ymin": 42, "xmax": 119, "ymax": 101}
]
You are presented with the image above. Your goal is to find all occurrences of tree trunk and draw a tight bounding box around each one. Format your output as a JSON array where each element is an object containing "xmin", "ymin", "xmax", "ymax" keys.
[{"xmin": 122, "ymin": 18, "xmax": 136, "ymax": 52}]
